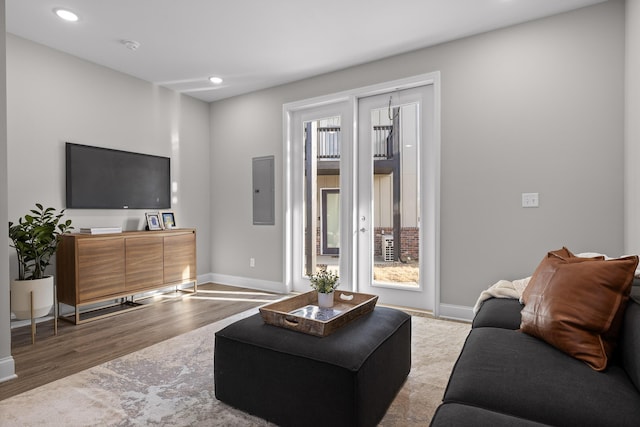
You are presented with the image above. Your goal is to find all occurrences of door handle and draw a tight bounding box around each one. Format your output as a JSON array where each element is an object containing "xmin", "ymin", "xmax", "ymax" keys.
[{"xmin": 360, "ymin": 227, "xmax": 366, "ymax": 233}]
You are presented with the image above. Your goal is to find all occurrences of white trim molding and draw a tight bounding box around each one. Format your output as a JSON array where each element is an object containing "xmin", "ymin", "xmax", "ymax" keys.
[
  {"xmin": 209, "ymin": 273, "xmax": 287, "ymax": 294},
  {"xmin": 0, "ymin": 356, "xmax": 17, "ymax": 384},
  {"xmin": 438, "ymin": 303, "xmax": 475, "ymax": 323}
]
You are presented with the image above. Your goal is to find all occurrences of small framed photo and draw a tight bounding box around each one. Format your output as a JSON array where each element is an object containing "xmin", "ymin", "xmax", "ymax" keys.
[
  {"xmin": 146, "ymin": 212, "xmax": 163, "ymax": 230},
  {"xmin": 161, "ymin": 212, "xmax": 176, "ymax": 229}
]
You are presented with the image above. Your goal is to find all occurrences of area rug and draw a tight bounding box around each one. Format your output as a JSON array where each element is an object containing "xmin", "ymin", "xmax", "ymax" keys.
[{"xmin": 0, "ymin": 309, "xmax": 470, "ymax": 426}]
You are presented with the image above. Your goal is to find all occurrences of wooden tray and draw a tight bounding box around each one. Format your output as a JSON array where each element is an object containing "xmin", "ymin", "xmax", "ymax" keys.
[{"xmin": 259, "ymin": 291, "xmax": 378, "ymax": 337}]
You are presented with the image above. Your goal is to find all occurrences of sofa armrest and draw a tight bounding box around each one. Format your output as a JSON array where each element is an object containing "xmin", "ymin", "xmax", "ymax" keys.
[{"xmin": 472, "ymin": 297, "xmax": 523, "ymax": 329}]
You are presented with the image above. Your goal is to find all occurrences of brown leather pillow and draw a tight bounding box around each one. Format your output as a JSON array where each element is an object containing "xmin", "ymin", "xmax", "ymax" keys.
[
  {"xmin": 520, "ymin": 249, "xmax": 638, "ymax": 371},
  {"xmin": 521, "ymin": 247, "xmax": 603, "ymax": 305}
]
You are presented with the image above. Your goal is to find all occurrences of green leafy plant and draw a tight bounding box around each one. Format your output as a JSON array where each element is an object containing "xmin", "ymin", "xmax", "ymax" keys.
[
  {"xmin": 8, "ymin": 204, "xmax": 74, "ymax": 280},
  {"xmin": 309, "ymin": 266, "xmax": 339, "ymax": 294}
]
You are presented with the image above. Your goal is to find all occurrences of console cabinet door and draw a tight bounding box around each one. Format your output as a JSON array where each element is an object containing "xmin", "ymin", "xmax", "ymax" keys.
[
  {"xmin": 164, "ymin": 232, "xmax": 196, "ymax": 285},
  {"xmin": 77, "ymin": 238, "xmax": 125, "ymax": 302},
  {"xmin": 56, "ymin": 229, "xmax": 197, "ymax": 315},
  {"xmin": 125, "ymin": 236, "xmax": 164, "ymax": 291}
]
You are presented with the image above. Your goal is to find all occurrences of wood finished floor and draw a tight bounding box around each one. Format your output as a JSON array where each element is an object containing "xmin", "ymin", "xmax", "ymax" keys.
[{"xmin": 0, "ymin": 283, "xmax": 283, "ymax": 401}]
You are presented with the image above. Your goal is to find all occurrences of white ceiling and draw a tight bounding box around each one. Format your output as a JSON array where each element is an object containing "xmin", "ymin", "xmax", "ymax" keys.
[{"xmin": 6, "ymin": 0, "xmax": 607, "ymax": 103}]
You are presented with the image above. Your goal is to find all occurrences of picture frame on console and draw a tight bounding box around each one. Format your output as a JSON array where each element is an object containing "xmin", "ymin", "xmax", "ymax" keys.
[
  {"xmin": 161, "ymin": 212, "xmax": 176, "ymax": 229},
  {"xmin": 146, "ymin": 212, "xmax": 163, "ymax": 230}
]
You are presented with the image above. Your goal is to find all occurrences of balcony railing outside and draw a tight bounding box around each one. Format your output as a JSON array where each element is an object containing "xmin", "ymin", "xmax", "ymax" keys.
[
  {"xmin": 317, "ymin": 127, "xmax": 340, "ymax": 159},
  {"xmin": 315, "ymin": 126, "xmax": 393, "ymax": 160},
  {"xmin": 373, "ymin": 125, "xmax": 393, "ymax": 159}
]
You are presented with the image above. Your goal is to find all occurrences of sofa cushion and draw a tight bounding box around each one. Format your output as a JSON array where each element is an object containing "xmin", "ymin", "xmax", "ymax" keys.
[
  {"xmin": 430, "ymin": 403, "xmax": 553, "ymax": 427},
  {"xmin": 472, "ymin": 298, "xmax": 522, "ymax": 330},
  {"xmin": 631, "ymin": 277, "xmax": 640, "ymax": 303},
  {"xmin": 520, "ymin": 250, "xmax": 638, "ymax": 370},
  {"xmin": 443, "ymin": 327, "xmax": 640, "ymax": 426},
  {"xmin": 619, "ymin": 299, "xmax": 640, "ymax": 392}
]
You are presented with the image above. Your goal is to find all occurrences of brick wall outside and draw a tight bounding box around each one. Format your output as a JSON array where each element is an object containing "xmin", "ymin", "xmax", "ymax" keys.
[
  {"xmin": 315, "ymin": 226, "xmax": 419, "ymax": 260},
  {"xmin": 400, "ymin": 227, "xmax": 419, "ymax": 260}
]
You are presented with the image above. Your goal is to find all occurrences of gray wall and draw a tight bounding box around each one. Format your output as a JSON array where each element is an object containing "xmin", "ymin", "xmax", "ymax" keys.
[
  {"xmin": 626, "ymin": 0, "xmax": 640, "ymax": 254},
  {"xmin": 210, "ymin": 0, "xmax": 625, "ymax": 307},
  {"xmin": 5, "ymin": 34, "xmax": 212, "ymax": 280}
]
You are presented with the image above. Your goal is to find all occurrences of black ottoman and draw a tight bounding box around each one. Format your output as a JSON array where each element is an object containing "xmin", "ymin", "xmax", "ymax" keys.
[{"xmin": 214, "ymin": 307, "xmax": 411, "ymax": 427}]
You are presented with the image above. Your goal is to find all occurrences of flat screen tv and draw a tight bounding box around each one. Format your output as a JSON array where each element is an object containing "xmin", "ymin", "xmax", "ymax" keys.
[{"xmin": 66, "ymin": 143, "xmax": 171, "ymax": 209}]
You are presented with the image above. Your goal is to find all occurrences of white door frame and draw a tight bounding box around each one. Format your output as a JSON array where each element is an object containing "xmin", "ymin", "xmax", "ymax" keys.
[{"xmin": 283, "ymin": 72, "xmax": 441, "ymax": 316}]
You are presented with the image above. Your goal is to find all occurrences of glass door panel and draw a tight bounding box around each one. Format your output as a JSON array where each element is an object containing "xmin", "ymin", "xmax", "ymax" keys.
[
  {"xmin": 303, "ymin": 116, "xmax": 341, "ymax": 282},
  {"xmin": 370, "ymin": 103, "xmax": 419, "ymax": 287}
]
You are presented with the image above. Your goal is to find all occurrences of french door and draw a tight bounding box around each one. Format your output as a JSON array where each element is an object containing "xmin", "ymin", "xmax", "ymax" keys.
[
  {"xmin": 285, "ymin": 74, "xmax": 439, "ymax": 313},
  {"xmin": 356, "ymin": 86, "xmax": 436, "ymax": 311}
]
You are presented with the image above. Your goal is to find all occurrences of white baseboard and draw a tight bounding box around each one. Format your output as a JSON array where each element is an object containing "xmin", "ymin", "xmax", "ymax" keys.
[
  {"xmin": 0, "ymin": 356, "xmax": 17, "ymax": 384},
  {"xmin": 203, "ymin": 273, "xmax": 475, "ymax": 322},
  {"xmin": 207, "ymin": 273, "xmax": 287, "ymax": 294},
  {"xmin": 438, "ymin": 303, "xmax": 474, "ymax": 322},
  {"xmin": 197, "ymin": 273, "xmax": 214, "ymax": 286}
]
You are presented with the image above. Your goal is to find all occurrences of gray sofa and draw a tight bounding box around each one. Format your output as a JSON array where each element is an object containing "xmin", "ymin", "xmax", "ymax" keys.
[{"xmin": 430, "ymin": 283, "xmax": 640, "ymax": 426}]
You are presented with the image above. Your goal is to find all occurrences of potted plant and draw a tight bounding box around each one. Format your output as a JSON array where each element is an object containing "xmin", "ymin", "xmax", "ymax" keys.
[
  {"xmin": 8, "ymin": 204, "xmax": 73, "ymax": 320},
  {"xmin": 309, "ymin": 266, "xmax": 339, "ymax": 308}
]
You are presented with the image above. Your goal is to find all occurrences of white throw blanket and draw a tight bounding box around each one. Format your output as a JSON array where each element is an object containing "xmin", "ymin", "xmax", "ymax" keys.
[{"xmin": 472, "ymin": 276, "xmax": 531, "ymax": 314}]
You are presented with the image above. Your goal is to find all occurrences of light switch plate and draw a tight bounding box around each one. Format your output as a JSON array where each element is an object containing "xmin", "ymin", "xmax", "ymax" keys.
[{"xmin": 522, "ymin": 192, "xmax": 539, "ymax": 208}]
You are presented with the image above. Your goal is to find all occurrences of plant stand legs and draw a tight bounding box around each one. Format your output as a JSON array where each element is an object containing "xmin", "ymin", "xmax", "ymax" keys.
[
  {"xmin": 54, "ymin": 281, "xmax": 58, "ymax": 336},
  {"xmin": 30, "ymin": 291, "xmax": 35, "ymax": 345},
  {"xmin": 28, "ymin": 288, "xmax": 58, "ymax": 345}
]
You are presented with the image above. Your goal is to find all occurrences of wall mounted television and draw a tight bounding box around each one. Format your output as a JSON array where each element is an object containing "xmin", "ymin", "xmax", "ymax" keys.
[{"xmin": 66, "ymin": 142, "xmax": 171, "ymax": 209}]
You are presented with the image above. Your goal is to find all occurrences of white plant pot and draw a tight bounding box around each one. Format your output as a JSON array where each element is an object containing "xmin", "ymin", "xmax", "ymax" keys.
[
  {"xmin": 10, "ymin": 276, "xmax": 55, "ymax": 320},
  {"xmin": 317, "ymin": 291, "xmax": 334, "ymax": 308}
]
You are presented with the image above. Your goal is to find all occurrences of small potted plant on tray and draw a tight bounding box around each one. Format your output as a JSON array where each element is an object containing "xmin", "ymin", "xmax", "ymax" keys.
[
  {"xmin": 8, "ymin": 204, "xmax": 73, "ymax": 319},
  {"xmin": 309, "ymin": 266, "xmax": 339, "ymax": 308}
]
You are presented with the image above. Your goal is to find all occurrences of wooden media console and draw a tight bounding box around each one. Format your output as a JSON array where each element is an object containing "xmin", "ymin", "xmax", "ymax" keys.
[{"xmin": 56, "ymin": 228, "xmax": 197, "ymax": 323}]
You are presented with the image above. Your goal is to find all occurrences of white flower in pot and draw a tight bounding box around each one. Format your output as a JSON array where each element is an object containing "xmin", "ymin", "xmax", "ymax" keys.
[
  {"xmin": 8, "ymin": 204, "xmax": 73, "ymax": 320},
  {"xmin": 309, "ymin": 267, "xmax": 339, "ymax": 308}
]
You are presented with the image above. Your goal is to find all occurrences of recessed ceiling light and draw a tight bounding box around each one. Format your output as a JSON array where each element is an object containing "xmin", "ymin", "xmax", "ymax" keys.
[
  {"xmin": 54, "ymin": 8, "xmax": 79, "ymax": 22},
  {"xmin": 209, "ymin": 76, "xmax": 223, "ymax": 85}
]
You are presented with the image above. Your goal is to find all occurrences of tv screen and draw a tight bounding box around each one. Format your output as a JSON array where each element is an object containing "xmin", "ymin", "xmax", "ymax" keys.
[{"xmin": 66, "ymin": 143, "xmax": 171, "ymax": 209}]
